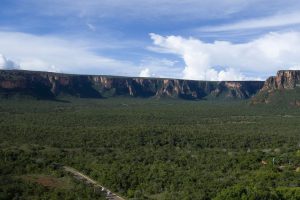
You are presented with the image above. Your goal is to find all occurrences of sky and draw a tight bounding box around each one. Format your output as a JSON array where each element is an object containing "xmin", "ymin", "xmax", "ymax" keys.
[{"xmin": 1, "ymin": 0, "xmax": 300, "ymax": 80}]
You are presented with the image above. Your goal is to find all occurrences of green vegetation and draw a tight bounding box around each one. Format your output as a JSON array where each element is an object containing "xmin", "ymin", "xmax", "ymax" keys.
[
  {"xmin": 0, "ymin": 97, "xmax": 299, "ymax": 199},
  {"xmin": 253, "ymin": 87, "xmax": 300, "ymax": 106}
]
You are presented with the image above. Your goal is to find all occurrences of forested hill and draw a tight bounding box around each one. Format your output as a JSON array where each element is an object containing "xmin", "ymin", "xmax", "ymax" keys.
[{"xmin": 0, "ymin": 70, "xmax": 264, "ymax": 100}]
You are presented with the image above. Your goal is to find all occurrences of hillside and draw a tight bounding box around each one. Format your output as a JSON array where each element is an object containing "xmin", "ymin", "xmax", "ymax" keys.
[{"xmin": 0, "ymin": 70, "xmax": 264, "ymax": 100}]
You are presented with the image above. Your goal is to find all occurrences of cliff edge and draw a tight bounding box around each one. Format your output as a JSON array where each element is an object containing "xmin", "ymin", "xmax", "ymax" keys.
[{"xmin": 0, "ymin": 70, "xmax": 264, "ymax": 100}]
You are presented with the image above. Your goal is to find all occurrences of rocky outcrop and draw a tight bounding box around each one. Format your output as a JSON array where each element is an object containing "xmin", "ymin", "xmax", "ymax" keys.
[
  {"xmin": 252, "ymin": 70, "xmax": 300, "ymax": 104},
  {"xmin": 260, "ymin": 70, "xmax": 300, "ymax": 92},
  {"xmin": 0, "ymin": 70, "xmax": 264, "ymax": 100}
]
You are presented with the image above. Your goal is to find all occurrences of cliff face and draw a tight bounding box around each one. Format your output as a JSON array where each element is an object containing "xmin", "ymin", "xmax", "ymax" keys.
[
  {"xmin": 260, "ymin": 70, "xmax": 300, "ymax": 92},
  {"xmin": 252, "ymin": 70, "xmax": 300, "ymax": 104},
  {"xmin": 0, "ymin": 70, "xmax": 264, "ymax": 100}
]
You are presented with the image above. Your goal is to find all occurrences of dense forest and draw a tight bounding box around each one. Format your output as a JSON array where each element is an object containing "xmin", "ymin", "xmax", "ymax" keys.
[{"xmin": 0, "ymin": 97, "xmax": 300, "ymax": 199}]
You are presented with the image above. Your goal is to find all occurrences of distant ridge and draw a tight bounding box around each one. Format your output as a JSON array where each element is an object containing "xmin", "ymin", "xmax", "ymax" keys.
[{"xmin": 0, "ymin": 70, "xmax": 264, "ymax": 100}]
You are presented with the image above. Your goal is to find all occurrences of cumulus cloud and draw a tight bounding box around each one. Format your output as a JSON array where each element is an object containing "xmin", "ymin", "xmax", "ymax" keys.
[
  {"xmin": 139, "ymin": 68, "xmax": 151, "ymax": 77},
  {"xmin": 138, "ymin": 57, "xmax": 182, "ymax": 78},
  {"xmin": 0, "ymin": 31, "xmax": 182, "ymax": 79},
  {"xmin": 0, "ymin": 54, "xmax": 19, "ymax": 69},
  {"xmin": 150, "ymin": 32, "xmax": 300, "ymax": 80},
  {"xmin": 289, "ymin": 66, "xmax": 300, "ymax": 70}
]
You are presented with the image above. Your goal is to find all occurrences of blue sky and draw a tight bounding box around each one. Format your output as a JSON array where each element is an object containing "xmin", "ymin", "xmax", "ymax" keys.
[{"xmin": 1, "ymin": 0, "xmax": 300, "ymax": 80}]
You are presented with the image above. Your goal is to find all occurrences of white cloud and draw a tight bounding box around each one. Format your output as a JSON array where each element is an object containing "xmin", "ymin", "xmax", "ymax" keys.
[
  {"xmin": 0, "ymin": 31, "xmax": 134, "ymax": 75},
  {"xmin": 0, "ymin": 54, "xmax": 19, "ymax": 69},
  {"xmin": 139, "ymin": 68, "xmax": 151, "ymax": 77},
  {"xmin": 150, "ymin": 32, "xmax": 300, "ymax": 81},
  {"xmin": 138, "ymin": 57, "xmax": 182, "ymax": 79},
  {"xmin": 289, "ymin": 66, "xmax": 300, "ymax": 70},
  {"xmin": 217, "ymin": 68, "xmax": 245, "ymax": 81},
  {"xmin": 201, "ymin": 12, "xmax": 300, "ymax": 32},
  {"xmin": 0, "ymin": 31, "xmax": 184, "ymax": 79}
]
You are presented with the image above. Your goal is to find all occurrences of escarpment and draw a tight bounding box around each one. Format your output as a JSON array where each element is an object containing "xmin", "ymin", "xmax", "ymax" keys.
[
  {"xmin": 261, "ymin": 70, "xmax": 300, "ymax": 91},
  {"xmin": 252, "ymin": 70, "xmax": 300, "ymax": 104},
  {"xmin": 0, "ymin": 70, "xmax": 264, "ymax": 100}
]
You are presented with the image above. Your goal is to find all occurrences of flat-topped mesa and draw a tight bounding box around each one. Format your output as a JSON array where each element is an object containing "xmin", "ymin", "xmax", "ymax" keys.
[
  {"xmin": 0, "ymin": 70, "xmax": 264, "ymax": 100},
  {"xmin": 261, "ymin": 70, "xmax": 300, "ymax": 92},
  {"xmin": 84, "ymin": 76, "xmax": 260, "ymax": 99}
]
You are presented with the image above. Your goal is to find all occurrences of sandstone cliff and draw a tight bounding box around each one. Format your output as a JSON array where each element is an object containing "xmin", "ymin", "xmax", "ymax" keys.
[
  {"xmin": 260, "ymin": 70, "xmax": 300, "ymax": 91},
  {"xmin": 0, "ymin": 70, "xmax": 264, "ymax": 100},
  {"xmin": 252, "ymin": 70, "xmax": 300, "ymax": 104}
]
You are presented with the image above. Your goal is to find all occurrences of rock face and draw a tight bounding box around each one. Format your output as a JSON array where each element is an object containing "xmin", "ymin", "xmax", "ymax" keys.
[
  {"xmin": 252, "ymin": 70, "xmax": 300, "ymax": 104},
  {"xmin": 0, "ymin": 70, "xmax": 264, "ymax": 100},
  {"xmin": 260, "ymin": 70, "xmax": 300, "ymax": 92}
]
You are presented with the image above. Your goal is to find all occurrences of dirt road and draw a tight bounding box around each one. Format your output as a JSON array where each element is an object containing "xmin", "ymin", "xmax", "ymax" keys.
[{"xmin": 63, "ymin": 166, "xmax": 125, "ymax": 200}]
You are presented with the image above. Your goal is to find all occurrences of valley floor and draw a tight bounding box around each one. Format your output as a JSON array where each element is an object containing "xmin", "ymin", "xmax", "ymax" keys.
[{"xmin": 0, "ymin": 97, "xmax": 300, "ymax": 199}]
